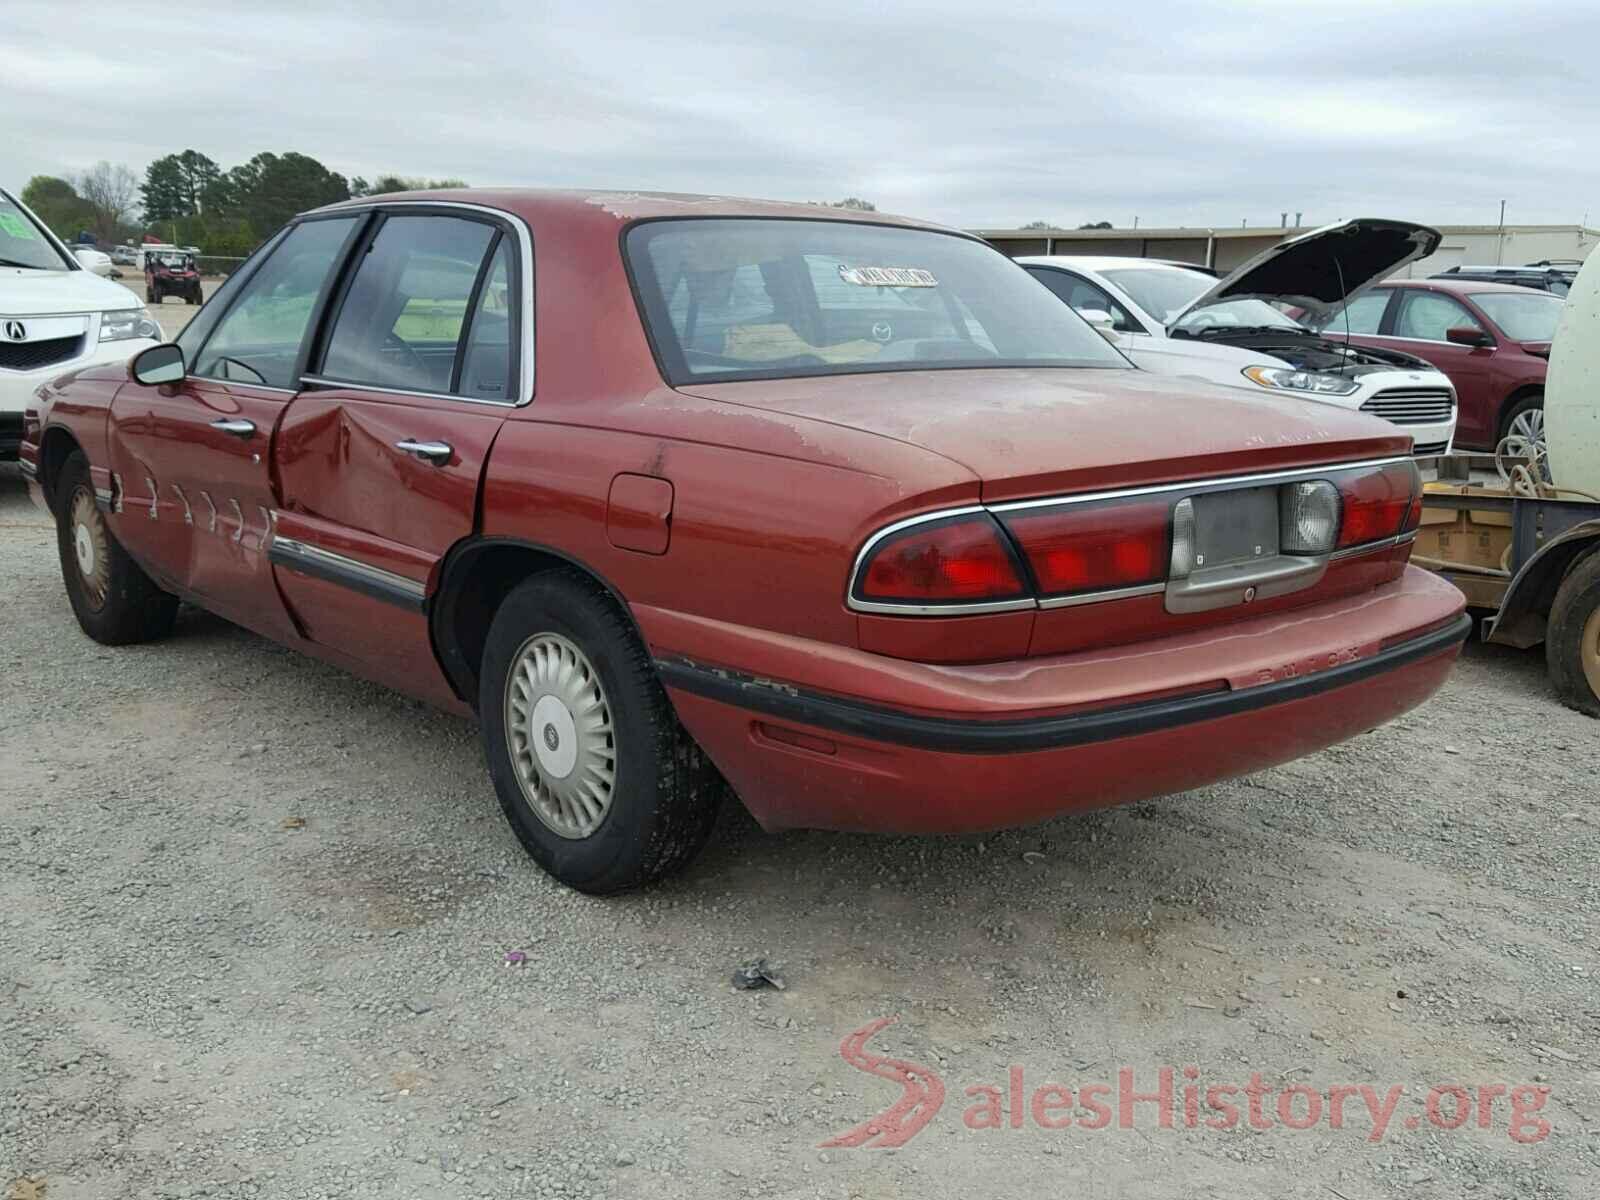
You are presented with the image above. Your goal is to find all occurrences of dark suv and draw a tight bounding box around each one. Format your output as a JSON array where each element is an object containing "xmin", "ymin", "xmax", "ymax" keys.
[
  {"xmin": 145, "ymin": 251, "xmax": 204, "ymax": 305},
  {"xmin": 1432, "ymin": 264, "xmax": 1575, "ymax": 296}
]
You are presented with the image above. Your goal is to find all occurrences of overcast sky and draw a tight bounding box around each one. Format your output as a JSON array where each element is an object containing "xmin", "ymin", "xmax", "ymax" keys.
[{"xmin": 5, "ymin": 0, "xmax": 1595, "ymax": 231}]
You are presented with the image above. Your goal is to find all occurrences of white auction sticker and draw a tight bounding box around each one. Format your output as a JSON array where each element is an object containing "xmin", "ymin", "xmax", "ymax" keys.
[{"xmin": 837, "ymin": 265, "xmax": 939, "ymax": 287}]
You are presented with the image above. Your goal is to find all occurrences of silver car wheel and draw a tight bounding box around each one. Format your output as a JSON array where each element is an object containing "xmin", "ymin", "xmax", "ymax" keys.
[
  {"xmin": 1508, "ymin": 405, "xmax": 1545, "ymax": 452},
  {"xmin": 504, "ymin": 632, "xmax": 616, "ymax": 840}
]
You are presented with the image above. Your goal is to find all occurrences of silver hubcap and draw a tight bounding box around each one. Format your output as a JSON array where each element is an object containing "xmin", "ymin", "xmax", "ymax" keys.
[
  {"xmin": 1509, "ymin": 406, "xmax": 1545, "ymax": 451},
  {"xmin": 505, "ymin": 633, "xmax": 616, "ymax": 840},
  {"xmin": 69, "ymin": 488, "xmax": 110, "ymax": 611}
]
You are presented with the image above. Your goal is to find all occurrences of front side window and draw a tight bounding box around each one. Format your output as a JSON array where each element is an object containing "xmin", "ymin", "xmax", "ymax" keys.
[
  {"xmin": 1469, "ymin": 291, "xmax": 1564, "ymax": 342},
  {"xmin": 626, "ymin": 218, "xmax": 1126, "ymax": 384},
  {"xmin": 321, "ymin": 214, "xmax": 504, "ymax": 396},
  {"xmin": 1026, "ymin": 268, "xmax": 1142, "ymax": 333},
  {"xmin": 0, "ymin": 191, "xmax": 72, "ymax": 271},
  {"xmin": 193, "ymin": 216, "xmax": 359, "ymax": 388},
  {"xmin": 1395, "ymin": 291, "xmax": 1483, "ymax": 342}
]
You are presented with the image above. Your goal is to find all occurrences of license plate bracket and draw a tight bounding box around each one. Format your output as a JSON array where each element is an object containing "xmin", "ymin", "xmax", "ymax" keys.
[{"xmin": 1192, "ymin": 486, "xmax": 1279, "ymax": 569}]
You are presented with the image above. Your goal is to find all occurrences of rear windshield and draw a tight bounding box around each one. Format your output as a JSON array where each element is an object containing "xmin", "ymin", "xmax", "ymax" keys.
[
  {"xmin": 1469, "ymin": 291, "xmax": 1564, "ymax": 342},
  {"xmin": 626, "ymin": 218, "xmax": 1127, "ymax": 384}
]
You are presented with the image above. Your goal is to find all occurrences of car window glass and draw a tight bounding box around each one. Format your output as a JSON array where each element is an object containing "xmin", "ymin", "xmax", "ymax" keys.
[
  {"xmin": 1396, "ymin": 292, "xmax": 1482, "ymax": 341},
  {"xmin": 458, "ymin": 240, "xmax": 515, "ymax": 400},
  {"xmin": 193, "ymin": 217, "xmax": 357, "ymax": 388},
  {"xmin": 628, "ymin": 219, "xmax": 1126, "ymax": 383},
  {"xmin": 0, "ymin": 192, "xmax": 71, "ymax": 270},
  {"xmin": 322, "ymin": 215, "xmax": 496, "ymax": 394},
  {"xmin": 1027, "ymin": 269, "xmax": 1141, "ymax": 332},
  {"xmin": 1323, "ymin": 289, "xmax": 1390, "ymax": 335},
  {"xmin": 1468, "ymin": 291, "xmax": 1564, "ymax": 341}
]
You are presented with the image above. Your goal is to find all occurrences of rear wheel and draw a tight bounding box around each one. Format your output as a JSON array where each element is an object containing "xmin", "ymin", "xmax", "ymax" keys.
[
  {"xmin": 53, "ymin": 451, "xmax": 178, "ymax": 645},
  {"xmin": 478, "ymin": 570, "xmax": 722, "ymax": 892},
  {"xmin": 1546, "ymin": 548, "xmax": 1600, "ymax": 717}
]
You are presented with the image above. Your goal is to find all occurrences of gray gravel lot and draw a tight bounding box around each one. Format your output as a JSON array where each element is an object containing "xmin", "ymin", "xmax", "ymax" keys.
[{"xmin": 2, "ymin": 462, "xmax": 1597, "ymax": 1200}]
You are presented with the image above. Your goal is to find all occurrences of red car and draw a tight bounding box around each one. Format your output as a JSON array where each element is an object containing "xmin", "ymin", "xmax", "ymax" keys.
[
  {"xmin": 19, "ymin": 191, "xmax": 1469, "ymax": 892},
  {"xmin": 1317, "ymin": 278, "xmax": 1560, "ymax": 451}
]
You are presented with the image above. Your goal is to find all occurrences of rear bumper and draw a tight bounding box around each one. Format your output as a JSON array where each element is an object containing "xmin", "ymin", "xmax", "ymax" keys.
[{"xmin": 645, "ymin": 566, "xmax": 1468, "ymax": 832}]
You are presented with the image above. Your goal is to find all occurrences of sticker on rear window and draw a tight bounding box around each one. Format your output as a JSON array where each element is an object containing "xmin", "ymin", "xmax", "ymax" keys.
[
  {"xmin": 837, "ymin": 265, "xmax": 938, "ymax": 288},
  {"xmin": 0, "ymin": 212, "xmax": 39, "ymax": 240}
]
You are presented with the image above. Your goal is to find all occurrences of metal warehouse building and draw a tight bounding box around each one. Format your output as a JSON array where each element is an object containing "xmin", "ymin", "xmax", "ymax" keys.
[{"xmin": 973, "ymin": 222, "xmax": 1599, "ymax": 278}]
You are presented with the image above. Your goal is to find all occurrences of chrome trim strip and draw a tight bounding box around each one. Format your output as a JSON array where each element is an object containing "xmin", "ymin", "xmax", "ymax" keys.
[
  {"xmin": 299, "ymin": 376, "xmax": 516, "ymax": 409},
  {"xmin": 309, "ymin": 198, "xmax": 536, "ymax": 406},
  {"xmin": 846, "ymin": 456, "xmax": 1418, "ymax": 617},
  {"xmin": 18, "ymin": 458, "xmax": 38, "ymax": 479},
  {"xmin": 269, "ymin": 536, "xmax": 427, "ymax": 600},
  {"xmin": 987, "ymin": 456, "xmax": 1413, "ymax": 513},
  {"xmin": 187, "ymin": 377, "xmax": 298, "ymax": 395},
  {"xmin": 1331, "ymin": 535, "xmax": 1399, "ymax": 561},
  {"xmin": 1037, "ymin": 582, "xmax": 1166, "ymax": 610}
]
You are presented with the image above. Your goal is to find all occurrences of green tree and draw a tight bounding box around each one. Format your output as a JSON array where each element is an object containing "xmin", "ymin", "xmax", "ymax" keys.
[
  {"xmin": 826, "ymin": 197, "xmax": 876, "ymax": 211},
  {"xmin": 1022, "ymin": 220, "xmax": 1057, "ymax": 230},
  {"xmin": 144, "ymin": 150, "xmax": 228, "ymax": 220},
  {"xmin": 1078, "ymin": 220, "xmax": 1114, "ymax": 230},
  {"xmin": 364, "ymin": 174, "xmax": 469, "ymax": 195},
  {"xmin": 225, "ymin": 152, "xmax": 350, "ymax": 238},
  {"xmin": 21, "ymin": 176, "xmax": 95, "ymax": 238}
]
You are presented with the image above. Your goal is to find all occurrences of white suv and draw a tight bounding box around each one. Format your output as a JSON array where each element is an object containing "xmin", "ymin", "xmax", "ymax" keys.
[
  {"xmin": 1, "ymin": 187, "xmax": 161, "ymax": 459},
  {"xmin": 1019, "ymin": 219, "xmax": 1458, "ymax": 458}
]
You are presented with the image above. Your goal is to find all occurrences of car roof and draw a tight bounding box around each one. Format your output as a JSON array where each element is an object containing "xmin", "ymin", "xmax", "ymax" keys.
[
  {"xmin": 1016, "ymin": 255, "xmax": 1207, "ymax": 273},
  {"xmin": 1386, "ymin": 277, "xmax": 1556, "ymax": 296},
  {"xmin": 308, "ymin": 187, "xmax": 966, "ymax": 236}
]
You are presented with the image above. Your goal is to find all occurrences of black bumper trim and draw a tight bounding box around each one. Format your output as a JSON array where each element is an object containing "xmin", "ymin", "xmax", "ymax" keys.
[
  {"xmin": 655, "ymin": 612, "xmax": 1471, "ymax": 755},
  {"xmin": 267, "ymin": 539, "xmax": 427, "ymax": 612}
]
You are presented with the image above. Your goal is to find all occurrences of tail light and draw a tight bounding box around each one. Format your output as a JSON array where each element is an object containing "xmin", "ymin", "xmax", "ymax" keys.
[
  {"xmin": 852, "ymin": 512, "xmax": 1028, "ymax": 610},
  {"xmin": 850, "ymin": 459, "xmax": 1419, "ymax": 617},
  {"xmin": 998, "ymin": 499, "xmax": 1169, "ymax": 598},
  {"xmin": 1333, "ymin": 461, "xmax": 1419, "ymax": 551}
]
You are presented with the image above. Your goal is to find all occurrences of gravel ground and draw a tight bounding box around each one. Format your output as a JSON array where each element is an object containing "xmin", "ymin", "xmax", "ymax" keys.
[
  {"xmin": 2, "ymin": 461, "xmax": 1597, "ymax": 1200},
  {"xmin": 116, "ymin": 278, "xmax": 216, "ymax": 341}
]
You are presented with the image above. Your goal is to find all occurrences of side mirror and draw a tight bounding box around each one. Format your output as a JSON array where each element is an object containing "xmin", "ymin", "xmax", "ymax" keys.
[
  {"xmin": 74, "ymin": 248, "xmax": 113, "ymax": 276},
  {"xmin": 131, "ymin": 343, "xmax": 185, "ymax": 386},
  {"xmin": 1446, "ymin": 326, "xmax": 1492, "ymax": 347},
  {"xmin": 1078, "ymin": 308, "xmax": 1123, "ymax": 344}
]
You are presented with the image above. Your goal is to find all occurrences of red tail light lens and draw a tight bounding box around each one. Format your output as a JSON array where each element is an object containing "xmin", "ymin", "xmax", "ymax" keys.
[
  {"xmin": 1334, "ymin": 461, "xmax": 1420, "ymax": 550},
  {"xmin": 855, "ymin": 513, "xmax": 1028, "ymax": 606},
  {"xmin": 999, "ymin": 498, "xmax": 1171, "ymax": 596}
]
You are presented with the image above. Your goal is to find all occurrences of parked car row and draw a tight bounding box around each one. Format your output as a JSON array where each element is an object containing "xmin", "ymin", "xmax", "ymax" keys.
[
  {"xmin": 16, "ymin": 188, "xmax": 1469, "ymax": 891},
  {"xmin": 1018, "ymin": 219, "xmax": 1461, "ymax": 458}
]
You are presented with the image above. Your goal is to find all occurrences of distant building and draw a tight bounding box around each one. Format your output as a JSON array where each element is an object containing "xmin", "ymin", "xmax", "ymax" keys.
[{"xmin": 972, "ymin": 222, "xmax": 1599, "ymax": 278}]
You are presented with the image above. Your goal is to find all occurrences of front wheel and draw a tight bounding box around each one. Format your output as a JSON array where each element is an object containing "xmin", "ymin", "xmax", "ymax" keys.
[
  {"xmin": 478, "ymin": 570, "xmax": 722, "ymax": 892},
  {"xmin": 54, "ymin": 451, "xmax": 178, "ymax": 645},
  {"xmin": 1500, "ymin": 393, "xmax": 1545, "ymax": 454},
  {"xmin": 1546, "ymin": 549, "xmax": 1600, "ymax": 717}
]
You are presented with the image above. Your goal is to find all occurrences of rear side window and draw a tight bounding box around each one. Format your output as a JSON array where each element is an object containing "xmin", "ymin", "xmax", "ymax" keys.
[
  {"xmin": 1325, "ymin": 289, "xmax": 1391, "ymax": 335},
  {"xmin": 626, "ymin": 218, "xmax": 1126, "ymax": 384},
  {"xmin": 320, "ymin": 214, "xmax": 507, "ymax": 396},
  {"xmin": 193, "ymin": 216, "xmax": 359, "ymax": 388}
]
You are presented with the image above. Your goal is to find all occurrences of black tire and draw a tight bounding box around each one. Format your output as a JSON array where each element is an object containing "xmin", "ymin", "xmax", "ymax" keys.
[
  {"xmin": 479, "ymin": 569, "xmax": 722, "ymax": 892},
  {"xmin": 1546, "ymin": 549, "xmax": 1600, "ymax": 717},
  {"xmin": 53, "ymin": 451, "xmax": 178, "ymax": 646},
  {"xmin": 1499, "ymin": 392, "xmax": 1544, "ymax": 446}
]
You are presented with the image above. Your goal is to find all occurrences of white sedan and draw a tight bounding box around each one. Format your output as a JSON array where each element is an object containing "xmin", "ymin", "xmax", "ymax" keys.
[{"xmin": 1019, "ymin": 218, "xmax": 1458, "ymax": 457}]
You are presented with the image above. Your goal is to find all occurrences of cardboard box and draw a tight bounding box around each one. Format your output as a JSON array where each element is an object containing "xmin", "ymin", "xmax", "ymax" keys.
[{"xmin": 1417, "ymin": 484, "xmax": 1513, "ymax": 573}]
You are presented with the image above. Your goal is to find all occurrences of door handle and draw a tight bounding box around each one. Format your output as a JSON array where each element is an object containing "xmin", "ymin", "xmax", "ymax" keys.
[
  {"xmin": 396, "ymin": 439, "xmax": 452, "ymax": 464},
  {"xmin": 211, "ymin": 418, "xmax": 256, "ymax": 438}
]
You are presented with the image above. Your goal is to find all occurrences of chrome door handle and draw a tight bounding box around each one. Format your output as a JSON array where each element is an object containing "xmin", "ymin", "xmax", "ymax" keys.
[
  {"xmin": 396, "ymin": 439, "xmax": 452, "ymax": 464},
  {"xmin": 211, "ymin": 418, "xmax": 256, "ymax": 438}
]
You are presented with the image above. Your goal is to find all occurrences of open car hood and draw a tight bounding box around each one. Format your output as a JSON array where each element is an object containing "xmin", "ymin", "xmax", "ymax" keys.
[{"xmin": 1170, "ymin": 218, "xmax": 1442, "ymax": 328}]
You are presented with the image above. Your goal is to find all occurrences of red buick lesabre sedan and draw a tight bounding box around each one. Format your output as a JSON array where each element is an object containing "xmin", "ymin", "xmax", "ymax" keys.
[{"xmin": 19, "ymin": 190, "xmax": 1469, "ymax": 892}]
